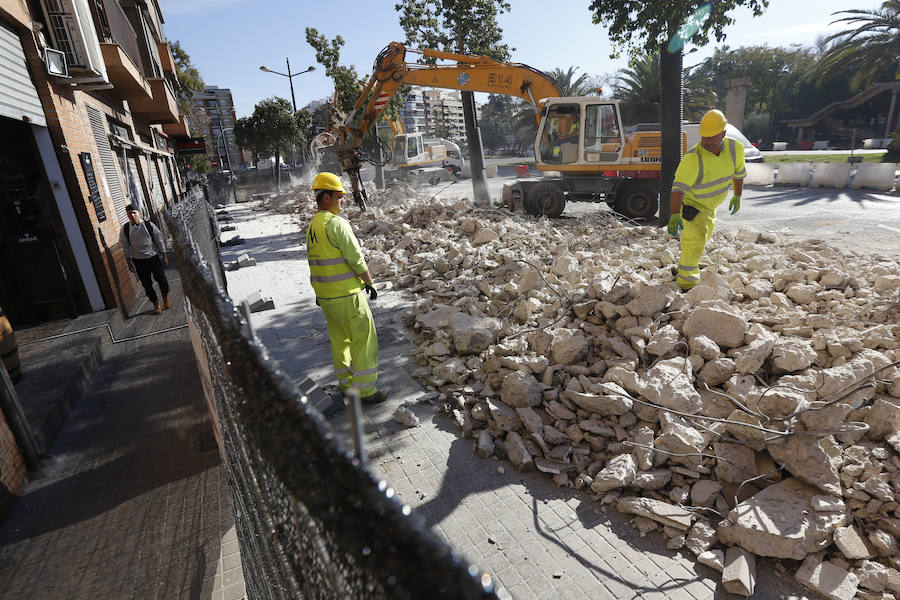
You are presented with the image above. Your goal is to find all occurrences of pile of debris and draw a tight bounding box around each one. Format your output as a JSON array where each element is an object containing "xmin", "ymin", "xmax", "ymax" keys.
[{"xmin": 270, "ymin": 186, "xmax": 900, "ymax": 599}]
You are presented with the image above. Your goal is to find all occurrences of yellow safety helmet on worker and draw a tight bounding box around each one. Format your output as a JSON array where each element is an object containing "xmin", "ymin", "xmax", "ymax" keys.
[
  {"xmin": 311, "ymin": 172, "xmax": 345, "ymax": 193},
  {"xmin": 698, "ymin": 109, "xmax": 727, "ymax": 138}
]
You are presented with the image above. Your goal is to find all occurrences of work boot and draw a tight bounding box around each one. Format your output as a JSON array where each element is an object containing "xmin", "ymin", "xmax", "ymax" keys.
[
  {"xmin": 163, "ymin": 295, "xmax": 171, "ymax": 309},
  {"xmin": 361, "ymin": 389, "xmax": 389, "ymax": 405},
  {"xmin": 153, "ymin": 301, "xmax": 162, "ymax": 314}
]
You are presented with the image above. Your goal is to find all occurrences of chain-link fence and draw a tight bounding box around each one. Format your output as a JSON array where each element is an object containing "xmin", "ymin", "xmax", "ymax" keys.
[{"xmin": 165, "ymin": 193, "xmax": 502, "ymax": 600}]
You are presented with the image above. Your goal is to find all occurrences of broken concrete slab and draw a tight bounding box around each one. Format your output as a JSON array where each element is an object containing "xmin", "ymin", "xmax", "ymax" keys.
[
  {"xmin": 616, "ymin": 496, "xmax": 695, "ymax": 531},
  {"xmin": 834, "ymin": 525, "xmax": 876, "ymax": 560},
  {"xmin": 717, "ymin": 478, "xmax": 848, "ymax": 560},
  {"xmin": 590, "ymin": 454, "xmax": 637, "ymax": 493},
  {"xmin": 795, "ymin": 555, "xmax": 859, "ymax": 600},
  {"xmin": 766, "ymin": 435, "xmax": 842, "ymax": 496},
  {"xmin": 697, "ymin": 549, "xmax": 725, "ymax": 572},
  {"xmin": 683, "ymin": 303, "xmax": 748, "ymax": 348},
  {"xmin": 722, "ymin": 546, "xmax": 756, "ymax": 597},
  {"xmin": 500, "ymin": 371, "xmax": 542, "ymax": 408},
  {"xmin": 245, "ymin": 291, "xmax": 274, "ymax": 312}
]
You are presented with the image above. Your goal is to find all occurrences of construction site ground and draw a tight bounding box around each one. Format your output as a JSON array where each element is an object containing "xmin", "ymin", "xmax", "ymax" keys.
[
  {"xmin": 214, "ymin": 176, "xmax": 895, "ymax": 599},
  {"xmin": 0, "ymin": 173, "xmax": 896, "ymax": 599}
]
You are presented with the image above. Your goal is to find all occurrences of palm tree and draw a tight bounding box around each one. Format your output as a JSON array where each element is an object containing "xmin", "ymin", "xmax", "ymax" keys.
[
  {"xmin": 549, "ymin": 66, "xmax": 592, "ymax": 96},
  {"xmin": 614, "ymin": 53, "xmax": 718, "ymax": 125},
  {"xmin": 613, "ymin": 53, "xmax": 661, "ymax": 124},
  {"xmin": 816, "ymin": 2, "xmax": 900, "ymax": 91}
]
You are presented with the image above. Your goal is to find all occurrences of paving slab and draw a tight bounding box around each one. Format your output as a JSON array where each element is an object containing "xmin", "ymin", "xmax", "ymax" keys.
[{"xmin": 0, "ymin": 270, "xmax": 245, "ymax": 600}]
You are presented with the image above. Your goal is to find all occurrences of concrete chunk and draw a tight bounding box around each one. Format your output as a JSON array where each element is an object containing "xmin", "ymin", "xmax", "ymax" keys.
[
  {"xmin": 722, "ymin": 546, "xmax": 756, "ymax": 597},
  {"xmin": 795, "ymin": 556, "xmax": 859, "ymax": 600},
  {"xmin": 834, "ymin": 525, "xmax": 876, "ymax": 560},
  {"xmin": 683, "ymin": 304, "xmax": 748, "ymax": 348},
  {"xmin": 616, "ymin": 496, "xmax": 695, "ymax": 531},
  {"xmin": 717, "ymin": 478, "xmax": 848, "ymax": 559},
  {"xmin": 697, "ymin": 549, "xmax": 725, "ymax": 572},
  {"xmin": 590, "ymin": 454, "xmax": 637, "ymax": 493}
]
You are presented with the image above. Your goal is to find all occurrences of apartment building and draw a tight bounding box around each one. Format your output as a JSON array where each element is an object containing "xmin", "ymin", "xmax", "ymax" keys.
[
  {"xmin": 399, "ymin": 89, "xmax": 425, "ymax": 134},
  {"xmin": 192, "ymin": 85, "xmax": 240, "ymax": 171},
  {"xmin": 0, "ymin": 0, "xmax": 188, "ymax": 327},
  {"xmin": 422, "ymin": 89, "xmax": 465, "ymax": 141}
]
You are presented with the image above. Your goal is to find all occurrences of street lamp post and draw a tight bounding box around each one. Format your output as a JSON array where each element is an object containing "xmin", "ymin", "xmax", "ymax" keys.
[{"xmin": 259, "ymin": 59, "xmax": 315, "ymax": 113}]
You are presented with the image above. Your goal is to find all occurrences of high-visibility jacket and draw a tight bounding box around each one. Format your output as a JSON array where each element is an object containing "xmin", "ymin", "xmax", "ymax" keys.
[
  {"xmin": 672, "ymin": 138, "xmax": 747, "ymax": 212},
  {"xmin": 306, "ymin": 211, "xmax": 368, "ymax": 299}
]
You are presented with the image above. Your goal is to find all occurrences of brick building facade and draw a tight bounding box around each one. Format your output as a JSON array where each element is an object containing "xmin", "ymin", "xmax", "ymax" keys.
[{"xmin": 0, "ymin": 0, "xmax": 188, "ymax": 327}]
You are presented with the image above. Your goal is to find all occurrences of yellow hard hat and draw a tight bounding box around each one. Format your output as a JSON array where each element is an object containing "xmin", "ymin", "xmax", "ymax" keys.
[
  {"xmin": 699, "ymin": 109, "xmax": 727, "ymax": 137},
  {"xmin": 311, "ymin": 172, "xmax": 345, "ymax": 193}
]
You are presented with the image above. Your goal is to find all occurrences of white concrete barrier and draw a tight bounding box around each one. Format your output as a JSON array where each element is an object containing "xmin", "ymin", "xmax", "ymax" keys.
[
  {"xmin": 772, "ymin": 141, "xmax": 788, "ymax": 151},
  {"xmin": 812, "ymin": 141, "xmax": 830, "ymax": 151},
  {"xmin": 485, "ymin": 165, "xmax": 498, "ymax": 178},
  {"xmin": 744, "ymin": 163, "xmax": 776, "ymax": 186},
  {"xmin": 863, "ymin": 139, "xmax": 880, "ymax": 149},
  {"xmin": 851, "ymin": 163, "xmax": 897, "ymax": 191},
  {"xmin": 810, "ymin": 163, "xmax": 851, "ymax": 188},
  {"xmin": 775, "ymin": 163, "xmax": 812, "ymax": 186}
]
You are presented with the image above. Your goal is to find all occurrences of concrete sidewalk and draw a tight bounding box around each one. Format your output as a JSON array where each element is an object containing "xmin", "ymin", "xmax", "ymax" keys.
[
  {"xmin": 220, "ymin": 199, "xmax": 810, "ymax": 600},
  {"xmin": 0, "ymin": 270, "xmax": 245, "ymax": 600}
]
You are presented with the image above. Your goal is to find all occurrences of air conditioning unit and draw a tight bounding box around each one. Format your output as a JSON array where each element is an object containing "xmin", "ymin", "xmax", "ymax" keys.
[{"xmin": 39, "ymin": 0, "xmax": 108, "ymax": 84}]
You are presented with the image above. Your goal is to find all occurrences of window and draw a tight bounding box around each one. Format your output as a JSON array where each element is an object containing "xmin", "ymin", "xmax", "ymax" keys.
[
  {"xmin": 583, "ymin": 104, "xmax": 621, "ymax": 162},
  {"xmin": 539, "ymin": 104, "xmax": 580, "ymax": 164}
]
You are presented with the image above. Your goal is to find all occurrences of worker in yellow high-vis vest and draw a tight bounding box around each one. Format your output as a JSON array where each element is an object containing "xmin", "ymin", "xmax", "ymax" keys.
[
  {"xmin": 667, "ymin": 109, "xmax": 747, "ymax": 291},
  {"xmin": 306, "ymin": 172, "xmax": 387, "ymax": 405}
]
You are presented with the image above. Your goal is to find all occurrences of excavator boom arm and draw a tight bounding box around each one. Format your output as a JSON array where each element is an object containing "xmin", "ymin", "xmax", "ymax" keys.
[{"xmin": 316, "ymin": 42, "xmax": 562, "ymax": 210}]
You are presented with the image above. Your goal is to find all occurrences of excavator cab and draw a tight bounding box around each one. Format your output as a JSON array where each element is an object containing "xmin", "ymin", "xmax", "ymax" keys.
[{"xmin": 536, "ymin": 98, "xmax": 625, "ymax": 170}]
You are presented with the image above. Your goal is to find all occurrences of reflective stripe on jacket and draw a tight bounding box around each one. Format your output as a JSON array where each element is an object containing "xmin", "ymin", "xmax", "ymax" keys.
[
  {"xmin": 672, "ymin": 138, "xmax": 747, "ymax": 213},
  {"xmin": 306, "ymin": 211, "xmax": 366, "ymax": 298}
]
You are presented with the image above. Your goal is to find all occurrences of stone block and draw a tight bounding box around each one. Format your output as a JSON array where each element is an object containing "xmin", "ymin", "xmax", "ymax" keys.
[
  {"xmin": 717, "ymin": 478, "xmax": 848, "ymax": 559},
  {"xmin": 795, "ymin": 556, "xmax": 859, "ymax": 600},
  {"xmin": 722, "ymin": 546, "xmax": 756, "ymax": 597},
  {"xmin": 245, "ymin": 291, "xmax": 274, "ymax": 312}
]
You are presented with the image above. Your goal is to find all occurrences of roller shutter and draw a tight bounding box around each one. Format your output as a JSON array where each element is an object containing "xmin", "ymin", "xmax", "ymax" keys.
[{"xmin": 0, "ymin": 21, "xmax": 47, "ymax": 126}]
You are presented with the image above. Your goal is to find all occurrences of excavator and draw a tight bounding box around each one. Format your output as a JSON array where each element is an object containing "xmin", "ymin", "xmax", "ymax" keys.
[{"xmin": 312, "ymin": 42, "xmax": 681, "ymax": 218}]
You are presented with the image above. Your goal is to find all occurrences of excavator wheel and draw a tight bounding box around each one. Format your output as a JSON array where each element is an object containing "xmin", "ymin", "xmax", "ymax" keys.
[
  {"xmin": 524, "ymin": 182, "xmax": 566, "ymax": 218},
  {"xmin": 614, "ymin": 182, "xmax": 659, "ymax": 220}
]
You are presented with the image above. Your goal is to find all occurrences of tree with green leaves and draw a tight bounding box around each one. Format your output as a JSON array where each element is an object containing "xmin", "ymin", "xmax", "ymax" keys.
[
  {"xmin": 815, "ymin": 2, "xmax": 900, "ymax": 149},
  {"xmin": 305, "ymin": 29, "xmax": 407, "ymax": 122},
  {"xmin": 549, "ymin": 66, "xmax": 592, "ymax": 96},
  {"xmin": 170, "ymin": 41, "xmax": 204, "ymax": 115},
  {"xmin": 480, "ymin": 94, "xmax": 515, "ymax": 152},
  {"xmin": 589, "ymin": 0, "xmax": 769, "ymax": 225},
  {"xmin": 816, "ymin": 2, "xmax": 900, "ymax": 91},
  {"xmin": 233, "ymin": 97, "xmax": 300, "ymax": 188},
  {"xmin": 613, "ymin": 52, "xmax": 717, "ymax": 123},
  {"xmin": 395, "ymin": 0, "xmax": 513, "ymax": 206}
]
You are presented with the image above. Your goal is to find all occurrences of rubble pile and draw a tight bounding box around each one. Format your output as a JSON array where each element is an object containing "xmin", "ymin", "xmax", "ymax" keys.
[{"xmin": 267, "ymin": 185, "xmax": 900, "ymax": 598}]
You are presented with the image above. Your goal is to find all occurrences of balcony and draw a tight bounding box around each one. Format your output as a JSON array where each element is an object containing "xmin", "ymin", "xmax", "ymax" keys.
[
  {"xmin": 157, "ymin": 42, "xmax": 175, "ymax": 74},
  {"xmin": 162, "ymin": 115, "xmax": 191, "ymax": 138},
  {"xmin": 101, "ymin": 43, "xmax": 151, "ymax": 101},
  {"xmin": 130, "ymin": 78, "xmax": 179, "ymax": 124}
]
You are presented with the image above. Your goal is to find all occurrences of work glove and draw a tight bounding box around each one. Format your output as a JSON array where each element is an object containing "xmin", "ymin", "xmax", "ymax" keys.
[
  {"xmin": 729, "ymin": 195, "xmax": 741, "ymax": 215},
  {"xmin": 667, "ymin": 214, "xmax": 683, "ymax": 237},
  {"xmin": 365, "ymin": 284, "xmax": 378, "ymax": 301}
]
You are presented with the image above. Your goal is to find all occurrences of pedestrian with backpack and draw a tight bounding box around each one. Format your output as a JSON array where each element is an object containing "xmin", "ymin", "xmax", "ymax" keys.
[{"xmin": 120, "ymin": 203, "xmax": 170, "ymax": 314}]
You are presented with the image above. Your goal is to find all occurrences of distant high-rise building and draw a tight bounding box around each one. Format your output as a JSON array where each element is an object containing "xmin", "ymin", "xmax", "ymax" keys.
[{"xmin": 192, "ymin": 86, "xmax": 240, "ymax": 171}]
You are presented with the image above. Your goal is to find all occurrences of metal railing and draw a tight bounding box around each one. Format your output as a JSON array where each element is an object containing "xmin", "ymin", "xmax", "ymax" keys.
[
  {"xmin": 98, "ymin": 0, "xmax": 146, "ymax": 76},
  {"xmin": 164, "ymin": 193, "xmax": 502, "ymax": 600}
]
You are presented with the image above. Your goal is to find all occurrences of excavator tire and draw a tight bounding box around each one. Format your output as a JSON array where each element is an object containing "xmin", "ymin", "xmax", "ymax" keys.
[
  {"xmin": 524, "ymin": 181, "xmax": 566, "ymax": 218},
  {"xmin": 614, "ymin": 182, "xmax": 659, "ymax": 220}
]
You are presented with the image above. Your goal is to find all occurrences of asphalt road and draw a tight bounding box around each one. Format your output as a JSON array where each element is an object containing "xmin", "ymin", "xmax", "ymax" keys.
[{"xmin": 424, "ymin": 174, "xmax": 900, "ymax": 259}]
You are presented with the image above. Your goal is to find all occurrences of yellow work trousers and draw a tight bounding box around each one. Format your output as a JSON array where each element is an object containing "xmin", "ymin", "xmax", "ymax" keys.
[
  {"xmin": 318, "ymin": 291, "xmax": 379, "ymax": 398},
  {"xmin": 676, "ymin": 206, "xmax": 717, "ymax": 291}
]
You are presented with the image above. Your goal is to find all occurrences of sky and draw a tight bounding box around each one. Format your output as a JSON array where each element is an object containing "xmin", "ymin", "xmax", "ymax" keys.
[{"xmin": 158, "ymin": 0, "xmax": 882, "ymax": 118}]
